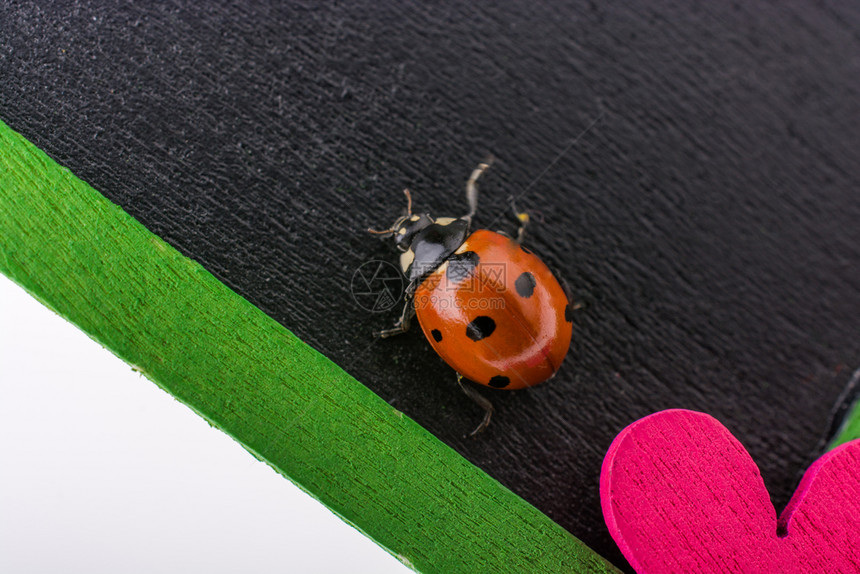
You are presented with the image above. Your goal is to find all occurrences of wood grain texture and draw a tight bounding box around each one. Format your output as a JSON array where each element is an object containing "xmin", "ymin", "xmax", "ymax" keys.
[
  {"xmin": 2, "ymin": 2, "xmax": 860, "ymax": 566},
  {"xmin": 0, "ymin": 120, "xmax": 619, "ymax": 574},
  {"xmin": 601, "ymin": 410, "xmax": 860, "ymax": 573}
]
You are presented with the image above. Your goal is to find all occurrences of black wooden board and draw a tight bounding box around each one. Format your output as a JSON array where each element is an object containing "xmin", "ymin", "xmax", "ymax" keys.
[{"xmin": 3, "ymin": 1, "xmax": 860, "ymax": 568}]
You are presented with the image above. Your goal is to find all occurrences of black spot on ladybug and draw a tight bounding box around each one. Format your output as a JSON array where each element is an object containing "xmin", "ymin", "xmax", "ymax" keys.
[
  {"xmin": 564, "ymin": 303, "xmax": 575, "ymax": 322},
  {"xmin": 431, "ymin": 329, "xmax": 443, "ymax": 342},
  {"xmin": 488, "ymin": 375, "xmax": 510, "ymax": 388},
  {"xmin": 465, "ymin": 316, "xmax": 496, "ymax": 341},
  {"xmin": 446, "ymin": 251, "xmax": 480, "ymax": 283},
  {"xmin": 515, "ymin": 272, "xmax": 536, "ymax": 298}
]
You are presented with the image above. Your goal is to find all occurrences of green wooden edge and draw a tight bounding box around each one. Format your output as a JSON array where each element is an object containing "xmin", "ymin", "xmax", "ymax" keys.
[
  {"xmin": 829, "ymin": 370, "xmax": 860, "ymax": 449},
  {"xmin": 831, "ymin": 402, "xmax": 860, "ymax": 448},
  {"xmin": 0, "ymin": 119, "xmax": 619, "ymax": 574}
]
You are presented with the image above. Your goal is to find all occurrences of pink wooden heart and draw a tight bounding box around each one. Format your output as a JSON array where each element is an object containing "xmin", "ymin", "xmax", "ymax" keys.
[{"xmin": 600, "ymin": 409, "xmax": 860, "ymax": 573}]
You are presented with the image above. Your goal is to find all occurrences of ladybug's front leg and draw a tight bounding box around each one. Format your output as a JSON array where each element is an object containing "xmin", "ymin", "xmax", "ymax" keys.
[
  {"xmin": 375, "ymin": 297, "xmax": 416, "ymax": 338},
  {"xmin": 508, "ymin": 196, "xmax": 531, "ymax": 244},
  {"xmin": 457, "ymin": 374, "xmax": 495, "ymax": 437}
]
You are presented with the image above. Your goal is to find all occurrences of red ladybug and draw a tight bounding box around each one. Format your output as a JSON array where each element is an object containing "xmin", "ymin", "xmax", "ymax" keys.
[{"xmin": 369, "ymin": 160, "xmax": 574, "ymax": 435}]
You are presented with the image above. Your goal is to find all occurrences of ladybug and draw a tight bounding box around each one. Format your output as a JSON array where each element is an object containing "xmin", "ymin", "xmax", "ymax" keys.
[{"xmin": 369, "ymin": 159, "xmax": 575, "ymax": 435}]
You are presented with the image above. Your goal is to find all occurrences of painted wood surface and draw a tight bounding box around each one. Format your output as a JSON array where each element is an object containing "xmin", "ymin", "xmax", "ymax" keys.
[
  {"xmin": 3, "ymin": 2, "xmax": 860, "ymax": 566},
  {"xmin": 601, "ymin": 410, "xmax": 860, "ymax": 573},
  {"xmin": 0, "ymin": 120, "xmax": 619, "ymax": 574},
  {"xmin": 829, "ymin": 367, "xmax": 860, "ymax": 450}
]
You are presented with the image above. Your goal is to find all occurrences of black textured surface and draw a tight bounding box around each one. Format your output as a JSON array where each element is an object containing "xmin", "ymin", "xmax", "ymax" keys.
[{"xmin": 3, "ymin": 1, "xmax": 860, "ymax": 568}]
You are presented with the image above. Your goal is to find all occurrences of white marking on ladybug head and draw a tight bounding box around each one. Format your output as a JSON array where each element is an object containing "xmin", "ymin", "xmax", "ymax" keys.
[{"xmin": 400, "ymin": 249, "xmax": 415, "ymax": 273}]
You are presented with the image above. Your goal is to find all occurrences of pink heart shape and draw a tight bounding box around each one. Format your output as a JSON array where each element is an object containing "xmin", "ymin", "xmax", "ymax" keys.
[{"xmin": 600, "ymin": 409, "xmax": 860, "ymax": 573}]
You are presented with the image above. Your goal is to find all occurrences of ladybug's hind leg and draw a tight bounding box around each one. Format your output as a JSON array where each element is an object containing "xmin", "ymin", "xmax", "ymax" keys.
[
  {"xmin": 554, "ymin": 269, "xmax": 583, "ymax": 314},
  {"xmin": 457, "ymin": 374, "xmax": 495, "ymax": 437}
]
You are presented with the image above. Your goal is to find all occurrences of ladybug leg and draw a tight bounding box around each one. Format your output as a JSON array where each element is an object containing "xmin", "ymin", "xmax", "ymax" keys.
[
  {"xmin": 463, "ymin": 157, "xmax": 494, "ymax": 223},
  {"xmin": 508, "ymin": 196, "xmax": 531, "ymax": 244},
  {"xmin": 555, "ymin": 270, "xmax": 583, "ymax": 312},
  {"xmin": 375, "ymin": 297, "xmax": 416, "ymax": 338},
  {"xmin": 457, "ymin": 374, "xmax": 495, "ymax": 436}
]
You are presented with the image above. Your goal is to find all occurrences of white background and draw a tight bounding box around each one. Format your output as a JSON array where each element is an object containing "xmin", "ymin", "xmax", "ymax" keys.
[{"xmin": 0, "ymin": 274, "xmax": 409, "ymax": 573}]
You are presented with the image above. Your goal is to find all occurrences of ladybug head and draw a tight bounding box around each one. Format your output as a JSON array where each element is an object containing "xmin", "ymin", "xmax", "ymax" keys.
[
  {"xmin": 391, "ymin": 213, "xmax": 434, "ymax": 252},
  {"xmin": 368, "ymin": 189, "xmax": 434, "ymax": 252},
  {"xmin": 369, "ymin": 185, "xmax": 476, "ymax": 280}
]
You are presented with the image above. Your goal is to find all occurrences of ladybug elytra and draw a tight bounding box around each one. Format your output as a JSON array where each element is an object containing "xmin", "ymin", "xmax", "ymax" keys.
[{"xmin": 369, "ymin": 160, "xmax": 574, "ymax": 435}]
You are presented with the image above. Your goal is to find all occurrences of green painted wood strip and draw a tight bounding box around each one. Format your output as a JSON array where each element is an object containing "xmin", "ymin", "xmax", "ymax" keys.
[
  {"xmin": 831, "ymin": 402, "xmax": 860, "ymax": 448},
  {"xmin": 0, "ymin": 119, "xmax": 619, "ymax": 574},
  {"xmin": 829, "ymin": 370, "xmax": 860, "ymax": 450}
]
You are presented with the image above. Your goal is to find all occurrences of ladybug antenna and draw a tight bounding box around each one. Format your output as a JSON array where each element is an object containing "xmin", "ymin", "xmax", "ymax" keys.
[
  {"xmin": 403, "ymin": 188, "xmax": 413, "ymax": 216},
  {"xmin": 368, "ymin": 189, "xmax": 414, "ymax": 235},
  {"xmin": 463, "ymin": 157, "xmax": 493, "ymax": 223}
]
